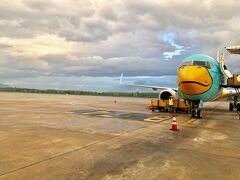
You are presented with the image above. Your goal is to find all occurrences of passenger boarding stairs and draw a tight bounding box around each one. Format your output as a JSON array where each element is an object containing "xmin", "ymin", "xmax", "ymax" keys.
[{"xmin": 220, "ymin": 46, "xmax": 240, "ymax": 118}]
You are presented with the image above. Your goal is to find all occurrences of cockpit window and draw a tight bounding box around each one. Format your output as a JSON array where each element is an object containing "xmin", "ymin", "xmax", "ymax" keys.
[
  {"xmin": 193, "ymin": 61, "xmax": 213, "ymax": 69},
  {"xmin": 180, "ymin": 61, "xmax": 192, "ymax": 66},
  {"xmin": 193, "ymin": 61, "xmax": 206, "ymax": 66},
  {"xmin": 180, "ymin": 60, "xmax": 213, "ymax": 69}
]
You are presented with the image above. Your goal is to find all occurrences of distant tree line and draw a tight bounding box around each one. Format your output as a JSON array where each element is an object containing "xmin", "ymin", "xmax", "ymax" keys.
[{"xmin": 0, "ymin": 87, "xmax": 159, "ymax": 98}]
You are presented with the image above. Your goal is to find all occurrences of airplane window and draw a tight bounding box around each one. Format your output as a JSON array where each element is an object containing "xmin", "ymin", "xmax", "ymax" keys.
[
  {"xmin": 180, "ymin": 61, "xmax": 213, "ymax": 69},
  {"xmin": 193, "ymin": 61, "xmax": 213, "ymax": 69},
  {"xmin": 193, "ymin": 61, "xmax": 207, "ymax": 67},
  {"xmin": 180, "ymin": 61, "xmax": 192, "ymax": 66}
]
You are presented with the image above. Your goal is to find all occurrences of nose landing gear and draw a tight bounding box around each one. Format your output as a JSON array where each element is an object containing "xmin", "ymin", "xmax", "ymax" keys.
[
  {"xmin": 190, "ymin": 109, "xmax": 202, "ymax": 119},
  {"xmin": 189, "ymin": 100, "xmax": 203, "ymax": 119}
]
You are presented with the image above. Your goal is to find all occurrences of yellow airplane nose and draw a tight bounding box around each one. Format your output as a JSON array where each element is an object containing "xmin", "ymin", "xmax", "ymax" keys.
[{"xmin": 178, "ymin": 66, "xmax": 212, "ymax": 95}]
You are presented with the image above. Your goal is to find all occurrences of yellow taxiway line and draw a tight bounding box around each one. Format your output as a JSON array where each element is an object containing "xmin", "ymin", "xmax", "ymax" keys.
[
  {"xmin": 182, "ymin": 118, "xmax": 196, "ymax": 126},
  {"xmin": 144, "ymin": 118, "xmax": 163, "ymax": 123},
  {"xmin": 144, "ymin": 116, "xmax": 171, "ymax": 123},
  {"xmin": 98, "ymin": 115, "xmax": 112, "ymax": 118}
]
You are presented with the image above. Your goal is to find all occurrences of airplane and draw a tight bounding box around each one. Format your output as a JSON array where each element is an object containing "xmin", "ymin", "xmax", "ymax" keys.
[{"xmin": 120, "ymin": 47, "xmax": 240, "ymax": 118}]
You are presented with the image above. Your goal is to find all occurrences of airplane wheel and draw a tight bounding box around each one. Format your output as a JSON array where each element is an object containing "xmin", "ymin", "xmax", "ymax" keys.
[
  {"xmin": 158, "ymin": 107, "xmax": 162, "ymax": 112},
  {"xmin": 229, "ymin": 103, "xmax": 233, "ymax": 111},
  {"xmin": 237, "ymin": 103, "xmax": 240, "ymax": 111},
  {"xmin": 191, "ymin": 109, "xmax": 195, "ymax": 118}
]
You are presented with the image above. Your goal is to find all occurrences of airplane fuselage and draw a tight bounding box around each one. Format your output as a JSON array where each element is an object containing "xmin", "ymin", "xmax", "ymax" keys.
[{"xmin": 177, "ymin": 54, "xmax": 224, "ymax": 102}]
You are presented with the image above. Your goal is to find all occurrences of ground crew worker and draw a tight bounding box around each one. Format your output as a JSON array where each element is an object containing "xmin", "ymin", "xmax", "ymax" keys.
[{"xmin": 168, "ymin": 96, "xmax": 174, "ymax": 112}]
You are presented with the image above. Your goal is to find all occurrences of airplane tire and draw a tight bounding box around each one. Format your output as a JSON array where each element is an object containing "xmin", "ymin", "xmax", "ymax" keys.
[
  {"xmin": 237, "ymin": 103, "xmax": 240, "ymax": 111},
  {"xmin": 191, "ymin": 109, "xmax": 195, "ymax": 118},
  {"xmin": 229, "ymin": 103, "xmax": 234, "ymax": 111},
  {"xmin": 197, "ymin": 110, "xmax": 202, "ymax": 119}
]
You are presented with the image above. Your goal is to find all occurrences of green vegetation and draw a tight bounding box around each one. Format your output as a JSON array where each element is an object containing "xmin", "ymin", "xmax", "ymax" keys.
[{"xmin": 0, "ymin": 87, "xmax": 159, "ymax": 98}]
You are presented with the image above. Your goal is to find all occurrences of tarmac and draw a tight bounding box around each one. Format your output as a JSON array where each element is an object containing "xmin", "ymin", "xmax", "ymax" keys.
[{"xmin": 0, "ymin": 92, "xmax": 239, "ymax": 180}]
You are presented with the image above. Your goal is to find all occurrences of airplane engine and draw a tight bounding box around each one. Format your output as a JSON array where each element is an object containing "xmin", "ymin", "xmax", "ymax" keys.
[{"xmin": 159, "ymin": 89, "xmax": 178, "ymax": 100}]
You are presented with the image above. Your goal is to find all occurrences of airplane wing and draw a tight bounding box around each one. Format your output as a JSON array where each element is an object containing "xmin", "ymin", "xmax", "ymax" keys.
[
  {"xmin": 225, "ymin": 45, "xmax": 240, "ymax": 54},
  {"xmin": 120, "ymin": 73, "xmax": 177, "ymax": 91}
]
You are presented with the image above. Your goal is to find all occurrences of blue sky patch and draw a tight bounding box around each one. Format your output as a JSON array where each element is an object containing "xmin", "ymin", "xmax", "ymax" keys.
[{"xmin": 162, "ymin": 32, "xmax": 185, "ymax": 60}]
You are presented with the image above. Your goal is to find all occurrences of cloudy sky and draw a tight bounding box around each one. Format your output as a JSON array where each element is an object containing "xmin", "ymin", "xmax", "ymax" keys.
[{"xmin": 0, "ymin": 0, "xmax": 240, "ymax": 91}]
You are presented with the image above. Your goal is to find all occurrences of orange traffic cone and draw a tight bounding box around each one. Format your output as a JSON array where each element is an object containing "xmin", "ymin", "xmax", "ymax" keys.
[{"xmin": 170, "ymin": 116, "xmax": 179, "ymax": 131}]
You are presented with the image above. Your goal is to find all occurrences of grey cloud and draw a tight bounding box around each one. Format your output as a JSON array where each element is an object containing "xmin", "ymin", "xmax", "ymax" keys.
[
  {"xmin": 0, "ymin": 43, "xmax": 12, "ymax": 48},
  {"xmin": 23, "ymin": 0, "xmax": 54, "ymax": 11},
  {"xmin": 39, "ymin": 55, "xmax": 180, "ymax": 77},
  {"xmin": 60, "ymin": 17, "xmax": 112, "ymax": 42},
  {"xmin": 98, "ymin": 2, "xmax": 118, "ymax": 21},
  {"xmin": 0, "ymin": 67, "xmax": 40, "ymax": 79}
]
